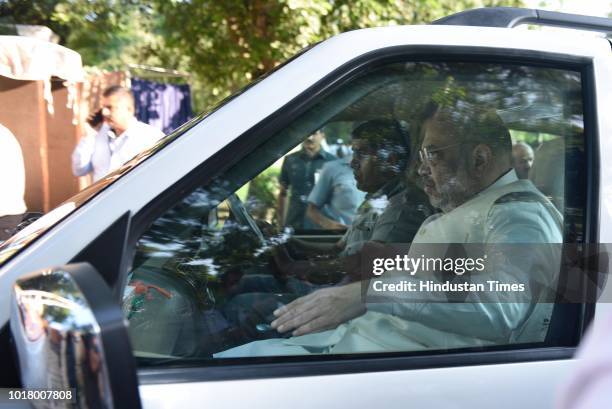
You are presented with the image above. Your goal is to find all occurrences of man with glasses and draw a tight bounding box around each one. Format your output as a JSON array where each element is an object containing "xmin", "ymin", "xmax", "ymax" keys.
[
  {"xmin": 217, "ymin": 99, "xmax": 563, "ymax": 357},
  {"xmin": 361, "ymin": 101, "xmax": 564, "ymax": 345},
  {"xmin": 222, "ymin": 119, "xmax": 432, "ymax": 343}
]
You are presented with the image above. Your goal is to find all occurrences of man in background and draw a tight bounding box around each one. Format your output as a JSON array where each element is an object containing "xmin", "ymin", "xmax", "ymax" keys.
[
  {"xmin": 72, "ymin": 85, "xmax": 165, "ymax": 182},
  {"xmin": 277, "ymin": 130, "xmax": 335, "ymax": 229},
  {"xmin": 306, "ymin": 154, "xmax": 366, "ymax": 231},
  {"xmin": 512, "ymin": 141, "xmax": 534, "ymax": 179}
]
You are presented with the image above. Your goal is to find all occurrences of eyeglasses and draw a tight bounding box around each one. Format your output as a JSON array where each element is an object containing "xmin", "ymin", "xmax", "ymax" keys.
[{"xmin": 418, "ymin": 142, "xmax": 463, "ymax": 165}]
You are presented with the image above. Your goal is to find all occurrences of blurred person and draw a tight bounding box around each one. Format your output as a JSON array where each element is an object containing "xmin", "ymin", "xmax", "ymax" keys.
[
  {"xmin": 557, "ymin": 312, "xmax": 612, "ymax": 409},
  {"xmin": 71, "ymin": 86, "xmax": 164, "ymax": 182},
  {"xmin": 277, "ymin": 130, "xmax": 335, "ymax": 230},
  {"xmin": 327, "ymin": 138, "xmax": 351, "ymax": 158},
  {"xmin": 306, "ymin": 155, "xmax": 366, "ymax": 231},
  {"xmin": 512, "ymin": 141, "xmax": 534, "ymax": 179},
  {"xmin": 0, "ymin": 123, "xmax": 27, "ymax": 241}
]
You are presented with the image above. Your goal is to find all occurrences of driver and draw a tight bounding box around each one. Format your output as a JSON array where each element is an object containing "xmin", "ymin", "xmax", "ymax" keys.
[{"xmin": 222, "ymin": 119, "xmax": 432, "ymax": 342}]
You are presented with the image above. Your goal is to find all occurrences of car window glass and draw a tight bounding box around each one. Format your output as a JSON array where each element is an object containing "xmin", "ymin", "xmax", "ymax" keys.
[{"xmin": 125, "ymin": 60, "xmax": 587, "ymax": 366}]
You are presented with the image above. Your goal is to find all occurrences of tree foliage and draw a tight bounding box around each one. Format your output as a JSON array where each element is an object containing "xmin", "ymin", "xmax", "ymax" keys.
[
  {"xmin": 1, "ymin": 0, "xmax": 525, "ymax": 111},
  {"xmin": 0, "ymin": 0, "xmax": 68, "ymax": 38},
  {"xmin": 1, "ymin": 1, "xmax": 167, "ymax": 68},
  {"xmin": 52, "ymin": 1, "xmax": 159, "ymax": 67},
  {"xmin": 153, "ymin": 0, "xmax": 524, "ymax": 108}
]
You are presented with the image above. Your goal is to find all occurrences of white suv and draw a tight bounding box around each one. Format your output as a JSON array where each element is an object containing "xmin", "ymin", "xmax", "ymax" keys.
[{"xmin": 1, "ymin": 7, "xmax": 611, "ymax": 409}]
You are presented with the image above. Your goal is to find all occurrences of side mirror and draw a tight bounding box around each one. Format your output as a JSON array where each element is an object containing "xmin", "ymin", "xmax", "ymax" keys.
[{"xmin": 10, "ymin": 263, "xmax": 141, "ymax": 409}]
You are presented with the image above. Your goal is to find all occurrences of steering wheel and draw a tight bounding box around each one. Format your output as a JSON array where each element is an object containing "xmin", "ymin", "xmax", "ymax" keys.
[{"xmin": 226, "ymin": 194, "xmax": 266, "ymax": 245}]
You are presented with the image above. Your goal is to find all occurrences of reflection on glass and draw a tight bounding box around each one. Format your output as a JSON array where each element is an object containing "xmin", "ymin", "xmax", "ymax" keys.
[{"xmin": 126, "ymin": 61, "xmax": 587, "ymax": 365}]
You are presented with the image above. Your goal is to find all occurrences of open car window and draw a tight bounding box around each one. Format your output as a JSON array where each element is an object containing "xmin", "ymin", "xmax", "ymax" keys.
[{"xmin": 125, "ymin": 60, "xmax": 588, "ymax": 365}]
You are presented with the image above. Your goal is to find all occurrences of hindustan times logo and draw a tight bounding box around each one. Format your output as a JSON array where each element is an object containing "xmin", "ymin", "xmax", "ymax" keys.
[
  {"xmin": 370, "ymin": 279, "xmax": 526, "ymax": 293},
  {"xmin": 372, "ymin": 254, "xmax": 487, "ymax": 276}
]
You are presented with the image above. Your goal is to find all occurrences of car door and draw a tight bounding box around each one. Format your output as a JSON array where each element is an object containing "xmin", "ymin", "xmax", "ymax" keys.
[{"xmin": 115, "ymin": 28, "xmax": 609, "ymax": 409}]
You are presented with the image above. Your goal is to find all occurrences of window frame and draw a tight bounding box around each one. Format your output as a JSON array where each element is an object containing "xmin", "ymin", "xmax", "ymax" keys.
[{"xmin": 117, "ymin": 45, "xmax": 600, "ymax": 383}]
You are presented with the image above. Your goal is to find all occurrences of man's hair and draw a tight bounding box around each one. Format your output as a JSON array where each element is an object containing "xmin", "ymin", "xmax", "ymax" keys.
[
  {"xmin": 512, "ymin": 141, "xmax": 534, "ymax": 154},
  {"xmin": 351, "ymin": 119, "xmax": 411, "ymax": 167},
  {"xmin": 420, "ymin": 99, "xmax": 512, "ymax": 160},
  {"xmin": 102, "ymin": 85, "xmax": 135, "ymax": 108}
]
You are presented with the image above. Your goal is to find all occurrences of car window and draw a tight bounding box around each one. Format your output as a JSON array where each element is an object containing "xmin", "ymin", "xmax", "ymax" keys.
[{"xmin": 124, "ymin": 60, "xmax": 588, "ymax": 365}]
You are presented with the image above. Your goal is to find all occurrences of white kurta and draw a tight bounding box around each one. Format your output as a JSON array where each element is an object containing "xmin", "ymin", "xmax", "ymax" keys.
[{"xmin": 216, "ymin": 170, "xmax": 563, "ymax": 357}]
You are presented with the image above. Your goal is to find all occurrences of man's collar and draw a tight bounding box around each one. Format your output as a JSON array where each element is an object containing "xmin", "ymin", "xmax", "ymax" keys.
[
  {"xmin": 477, "ymin": 168, "xmax": 518, "ymax": 197},
  {"xmin": 445, "ymin": 169, "xmax": 517, "ymax": 213},
  {"xmin": 108, "ymin": 117, "xmax": 138, "ymax": 139},
  {"xmin": 120, "ymin": 117, "xmax": 139, "ymax": 137}
]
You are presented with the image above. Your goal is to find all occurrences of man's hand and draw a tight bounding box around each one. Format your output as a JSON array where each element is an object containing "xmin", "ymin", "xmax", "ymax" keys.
[
  {"xmin": 306, "ymin": 203, "xmax": 348, "ymax": 231},
  {"xmin": 271, "ymin": 282, "xmax": 365, "ymax": 336}
]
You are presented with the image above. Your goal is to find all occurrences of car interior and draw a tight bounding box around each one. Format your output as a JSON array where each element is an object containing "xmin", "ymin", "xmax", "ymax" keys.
[{"xmin": 124, "ymin": 60, "xmax": 588, "ymax": 363}]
